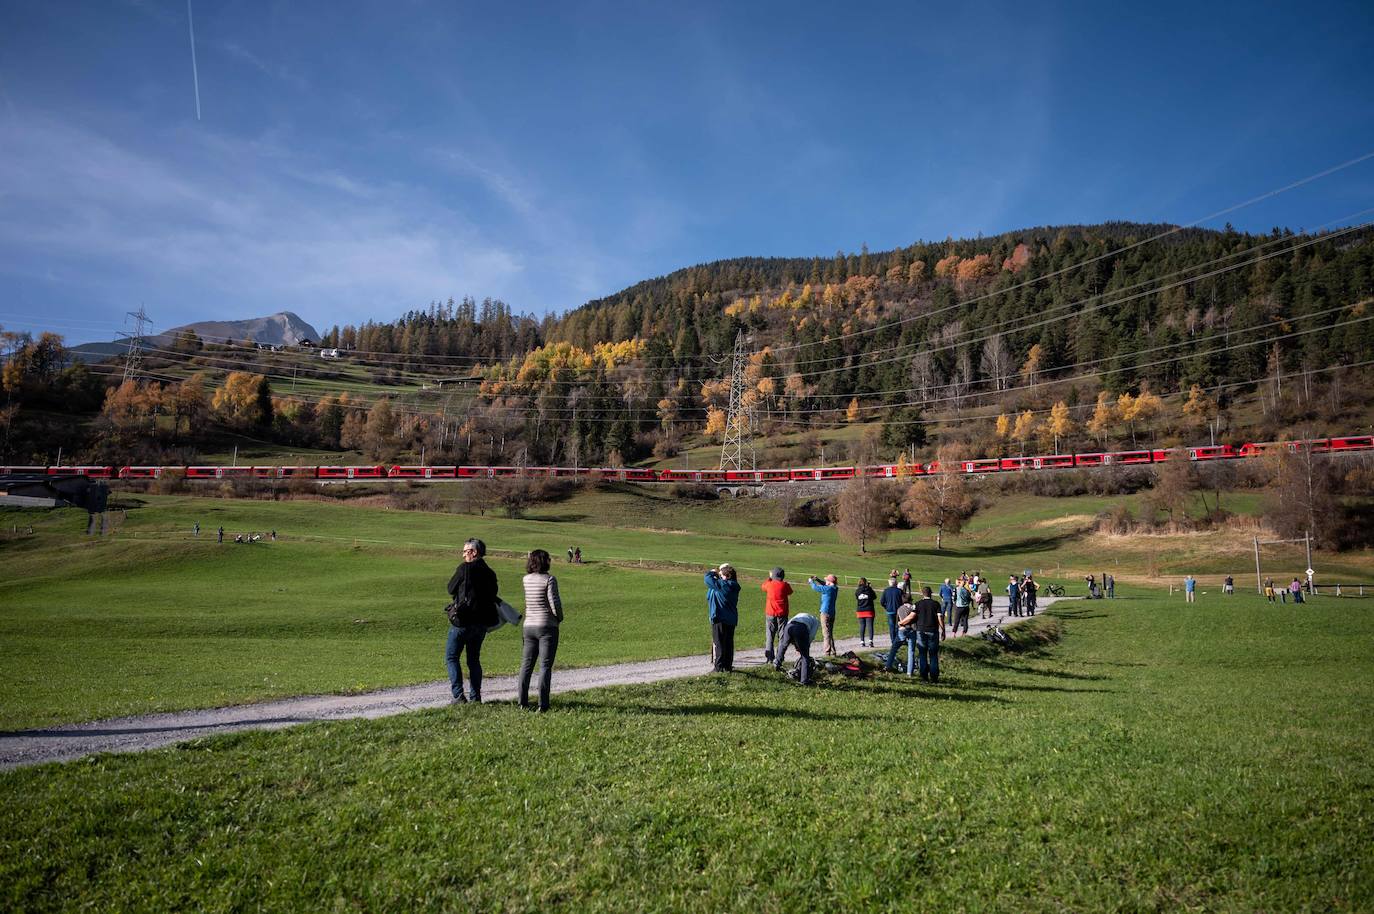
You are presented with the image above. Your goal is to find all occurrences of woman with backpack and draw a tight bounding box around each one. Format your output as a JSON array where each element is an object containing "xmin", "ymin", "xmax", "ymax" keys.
[
  {"xmin": 854, "ymin": 577, "xmax": 877, "ymax": 647},
  {"xmin": 518, "ymin": 548, "xmax": 564, "ymax": 712}
]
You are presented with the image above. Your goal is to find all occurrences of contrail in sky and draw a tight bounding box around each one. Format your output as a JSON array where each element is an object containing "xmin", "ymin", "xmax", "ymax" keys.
[{"xmin": 187, "ymin": 0, "xmax": 202, "ymax": 120}]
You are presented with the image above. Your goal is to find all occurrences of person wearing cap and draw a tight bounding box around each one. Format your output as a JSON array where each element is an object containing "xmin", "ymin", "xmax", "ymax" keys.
[
  {"xmin": 703, "ymin": 563, "xmax": 741, "ymax": 672},
  {"xmin": 760, "ymin": 567, "xmax": 793, "ymax": 663},
  {"xmin": 445, "ymin": 537, "xmax": 500, "ymax": 704},
  {"xmin": 939, "ymin": 577, "xmax": 954, "ymax": 619},
  {"xmin": 808, "ymin": 573, "xmax": 839, "ymax": 655},
  {"xmin": 774, "ymin": 611, "xmax": 821, "ymax": 685}
]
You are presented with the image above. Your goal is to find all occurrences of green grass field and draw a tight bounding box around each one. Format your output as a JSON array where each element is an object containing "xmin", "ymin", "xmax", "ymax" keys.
[
  {"xmin": 2, "ymin": 487, "xmax": 1370, "ymax": 730},
  {"xmin": 1, "ymin": 598, "xmax": 1371, "ymax": 911}
]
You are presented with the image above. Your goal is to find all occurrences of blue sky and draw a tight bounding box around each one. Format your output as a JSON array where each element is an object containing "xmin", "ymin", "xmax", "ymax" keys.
[{"xmin": 1, "ymin": 0, "xmax": 1372, "ymax": 344}]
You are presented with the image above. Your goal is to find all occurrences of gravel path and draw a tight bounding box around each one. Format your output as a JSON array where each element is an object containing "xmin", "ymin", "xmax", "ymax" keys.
[{"xmin": 0, "ymin": 596, "xmax": 1060, "ymax": 770}]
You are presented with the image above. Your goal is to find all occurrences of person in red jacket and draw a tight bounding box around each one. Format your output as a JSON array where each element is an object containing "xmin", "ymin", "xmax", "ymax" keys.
[{"xmin": 760, "ymin": 567, "xmax": 793, "ymax": 663}]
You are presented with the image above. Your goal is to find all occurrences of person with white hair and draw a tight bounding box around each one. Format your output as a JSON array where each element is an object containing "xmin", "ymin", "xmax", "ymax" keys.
[
  {"xmin": 808, "ymin": 573, "xmax": 840, "ymax": 655},
  {"xmin": 703, "ymin": 563, "xmax": 741, "ymax": 672}
]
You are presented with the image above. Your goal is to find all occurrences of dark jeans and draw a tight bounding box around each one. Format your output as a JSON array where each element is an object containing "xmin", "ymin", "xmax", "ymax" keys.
[
  {"xmin": 711, "ymin": 621, "xmax": 736, "ymax": 672},
  {"xmin": 518, "ymin": 623, "xmax": 560, "ymax": 711},
  {"xmin": 764, "ymin": 614, "xmax": 787, "ymax": 662},
  {"xmin": 776, "ymin": 620, "xmax": 813, "ymax": 684},
  {"xmin": 1024, "ymin": 599, "xmax": 1036, "ymax": 615},
  {"xmin": 951, "ymin": 605, "xmax": 970, "ymax": 634},
  {"xmin": 886, "ymin": 628, "xmax": 915, "ymax": 673},
  {"xmin": 445, "ymin": 624, "xmax": 487, "ymax": 702},
  {"xmin": 886, "ymin": 612, "xmax": 899, "ymax": 649},
  {"xmin": 915, "ymin": 630, "xmax": 940, "ymax": 681},
  {"xmin": 858, "ymin": 616, "xmax": 874, "ymax": 643}
]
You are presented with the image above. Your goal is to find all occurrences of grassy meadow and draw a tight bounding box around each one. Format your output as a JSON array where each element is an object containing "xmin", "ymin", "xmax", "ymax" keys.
[
  {"xmin": 2, "ymin": 484, "xmax": 1371, "ymax": 730},
  {"xmin": 1, "ymin": 597, "xmax": 1371, "ymax": 911}
]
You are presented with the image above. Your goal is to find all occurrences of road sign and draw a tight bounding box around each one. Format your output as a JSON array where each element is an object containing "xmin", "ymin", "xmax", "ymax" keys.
[{"xmin": 1306, "ymin": 568, "xmax": 1315, "ymax": 577}]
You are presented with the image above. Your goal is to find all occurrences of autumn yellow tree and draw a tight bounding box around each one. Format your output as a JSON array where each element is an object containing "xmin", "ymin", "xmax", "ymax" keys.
[
  {"xmin": 1020, "ymin": 344, "xmax": 1044, "ymax": 387},
  {"xmin": 845, "ymin": 397, "xmax": 861, "ymax": 422},
  {"xmin": 1181, "ymin": 384, "xmax": 1216, "ymax": 428},
  {"xmin": 1087, "ymin": 391, "xmax": 1115, "ymax": 445},
  {"xmin": 1046, "ymin": 401, "xmax": 1075, "ymax": 453},
  {"xmin": 704, "ymin": 406, "xmax": 727, "ymax": 440},
  {"xmin": 212, "ymin": 372, "xmax": 266, "ymax": 427},
  {"xmin": 1012, "ymin": 410, "xmax": 1038, "ymax": 453},
  {"xmin": 995, "ymin": 413, "xmax": 1012, "ymax": 441}
]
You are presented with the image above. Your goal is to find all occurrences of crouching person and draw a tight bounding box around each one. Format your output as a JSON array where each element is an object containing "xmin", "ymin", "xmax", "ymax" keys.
[{"xmin": 774, "ymin": 611, "xmax": 821, "ymax": 685}]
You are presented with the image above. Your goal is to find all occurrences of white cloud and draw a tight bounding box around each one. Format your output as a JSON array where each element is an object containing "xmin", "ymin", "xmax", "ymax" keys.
[{"xmin": 0, "ymin": 113, "xmax": 529, "ymax": 330}]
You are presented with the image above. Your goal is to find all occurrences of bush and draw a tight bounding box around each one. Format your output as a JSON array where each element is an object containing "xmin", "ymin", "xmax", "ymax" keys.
[
  {"xmin": 781, "ymin": 495, "xmax": 834, "ymax": 527},
  {"xmin": 668, "ymin": 483, "xmax": 717, "ymax": 500}
]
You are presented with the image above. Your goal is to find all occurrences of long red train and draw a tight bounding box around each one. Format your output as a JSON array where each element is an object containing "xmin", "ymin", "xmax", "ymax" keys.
[{"xmin": 4, "ymin": 436, "xmax": 1371, "ymax": 484}]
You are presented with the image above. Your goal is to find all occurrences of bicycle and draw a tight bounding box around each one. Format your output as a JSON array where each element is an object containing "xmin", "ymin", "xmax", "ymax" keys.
[{"xmin": 1042, "ymin": 582, "xmax": 1066, "ymax": 597}]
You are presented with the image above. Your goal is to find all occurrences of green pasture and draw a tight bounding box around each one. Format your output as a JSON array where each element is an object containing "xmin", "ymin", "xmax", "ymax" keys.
[
  {"xmin": 2, "ymin": 487, "xmax": 1369, "ymax": 729},
  {"xmin": 1, "ymin": 598, "xmax": 1371, "ymax": 911}
]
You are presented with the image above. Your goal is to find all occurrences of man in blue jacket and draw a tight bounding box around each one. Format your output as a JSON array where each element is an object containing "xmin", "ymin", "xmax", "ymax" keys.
[
  {"xmin": 704, "ymin": 563, "xmax": 741, "ymax": 672},
  {"xmin": 939, "ymin": 578, "xmax": 955, "ymax": 619},
  {"xmin": 808, "ymin": 574, "xmax": 839, "ymax": 655},
  {"xmin": 880, "ymin": 575, "xmax": 905, "ymax": 666}
]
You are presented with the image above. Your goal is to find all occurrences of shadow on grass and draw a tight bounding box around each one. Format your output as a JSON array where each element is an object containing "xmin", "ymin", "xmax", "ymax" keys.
[
  {"xmin": 954, "ymin": 658, "xmax": 1111, "ymax": 682},
  {"xmin": 1047, "ymin": 608, "xmax": 1110, "ymax": 621},
  {"xmin": 555, "ymin": 697, "xmax": 875, "ymax": 721},
  {"xmin": 526, "ymin": 514, "xmax": 591, "ymax": 524}
]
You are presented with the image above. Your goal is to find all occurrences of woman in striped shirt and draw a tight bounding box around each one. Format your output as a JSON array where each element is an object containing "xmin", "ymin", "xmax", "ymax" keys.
[{"xmin": 519, "ymin": 548, "xmax": 564, "ymax": 712}]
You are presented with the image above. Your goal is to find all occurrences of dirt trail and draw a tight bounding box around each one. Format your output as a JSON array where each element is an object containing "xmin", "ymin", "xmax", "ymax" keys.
[{"xmin": 0, "ymin": 597, "xmax": 1060, "ymax": 770}]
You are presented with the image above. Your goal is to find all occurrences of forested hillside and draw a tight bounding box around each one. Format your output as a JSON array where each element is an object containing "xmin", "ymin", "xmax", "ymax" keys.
[{"xmin": 3, "ymin": 222, "xmax": 1372, "ymax": 468}]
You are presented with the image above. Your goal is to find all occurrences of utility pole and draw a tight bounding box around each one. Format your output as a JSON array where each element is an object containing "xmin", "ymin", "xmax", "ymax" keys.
[
  {"xmin": 120, "ymin": 305, "xmax": 152, "ymax": 382},
  {"xmin": 719, "ymin": 330, "xmax": 756, "ymax": 472}
]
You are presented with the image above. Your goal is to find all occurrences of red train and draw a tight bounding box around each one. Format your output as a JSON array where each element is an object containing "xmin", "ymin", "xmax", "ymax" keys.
[{"xmin": 3, "ymin": 435, "xmax": 1370, "ymax": 484}]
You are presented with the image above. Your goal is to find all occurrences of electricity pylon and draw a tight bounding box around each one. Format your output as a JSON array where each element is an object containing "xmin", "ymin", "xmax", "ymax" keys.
[
  {"xmin": 120, "ymin": 305, "xmax": 152, "ymax": 382},
  {"xmin": 719, "ymin": 330, "xmax": 757, "ymax": 472}
]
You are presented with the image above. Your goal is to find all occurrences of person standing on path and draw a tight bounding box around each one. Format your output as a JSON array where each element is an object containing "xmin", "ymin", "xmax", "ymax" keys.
[
  {"xmin": 761, "ymin": 568, "xmax": 793, "ymax": 663},
  {"xmin": 1289, "ymin": 578, "xmax": 1305, "ymax": 604},
  {"xmin": 1007, "ymin": 575, "xmax": 1021, "ymax": 617},
  {"xmin": 854, "ymin": 577, "xmax": 877, "ymax": 647},
  {"xmin": 895, "ymin": 586, "xmax": 945, "ymax": 681},
  {"xmin": 1184, "ymin": 575, "xmax": 1196, "ymax": 603},
  {"xmin": 446, "ymin": 537, "xmax": 500, "ymax": 704},
  {"xmin": 704, "ymin": 564, "xmax": 741, "ymax": 672},
  {"xmin": 940, "ymin": 578, "xmax": 954, "ymax": 620},
  {"xmin": 950, "ymin": 578, "xmax": 972, "ymax": 635},
  {"xmin": 519, "ymin": 549, "xmax": 563, "ymax": 712},
  {"xmin": 1106, "ymin": 574, "xmax": 1115, "ymax": 598},
  {"xmin": 1023, "ymin": 575, "xmax": 1037, "ymax": 615},
  {"xmin": 774, "ymin": 611, "xmax": 820, "ymax": 685},
  {"xmin": 808, "ymin": 574, "xmax": 839, "ymax": 654},
  {"xmin": 881, "ymin": 575, "xmax": 904, "ymax": 659},
  {"xmin": 977, "ymin": 579, "xmax": 993, "ymax": 619}
]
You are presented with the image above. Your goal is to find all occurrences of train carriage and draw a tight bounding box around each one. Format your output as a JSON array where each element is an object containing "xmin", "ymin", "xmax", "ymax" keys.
[
  {"xmin": 117, "ymin": 466, "xmax": 163, "ymax": 479},
  {"xmin": 317, "ymin": 465, "xmax": 385, "ymax": 479}
]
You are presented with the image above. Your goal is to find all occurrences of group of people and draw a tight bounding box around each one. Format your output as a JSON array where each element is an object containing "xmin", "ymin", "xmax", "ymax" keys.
[
  {"xmin": 565, "ymin": 546, "xmax": 583, "ymax": 564},
  {"xmin": 706, "ymin": 566, "xmax": 1042, "ymax": 685},
  {"xmin": 1262, "ymin": 577, "xmax": 1307, "ymax": 603},
  {"xmin": 1084, "ymin": 573, "xmax": 1115, "ymax": 599}
]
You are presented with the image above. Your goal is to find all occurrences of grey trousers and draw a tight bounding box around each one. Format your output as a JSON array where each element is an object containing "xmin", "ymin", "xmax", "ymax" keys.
[
  {"xmin": 764, "ymin": 614, "xmax": 787, "ymax": 661},
  {"xmin": 518, "ymin": 623, "xmax": 560, "ymax": 711}
]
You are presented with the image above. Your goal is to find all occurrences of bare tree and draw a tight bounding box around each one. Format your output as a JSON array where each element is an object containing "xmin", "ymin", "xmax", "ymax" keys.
[
  {"xmin": 835, "ymin": 476, "xmax": 893, "ymax": 554},
  {"xmin": 902, "ymin": 448, "xmax": 978, "ymax": 550},
  {"xmin": 980, "ymin": 332, "xmax": 1010, "ymax": 392},
  {"xmin": 1264, "ymin": 444, "xmax": 1336, "ymax": 544},
  {"xmin": 1146, "ymin": 448, "xmax": 1195, "ymax": 526}
]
